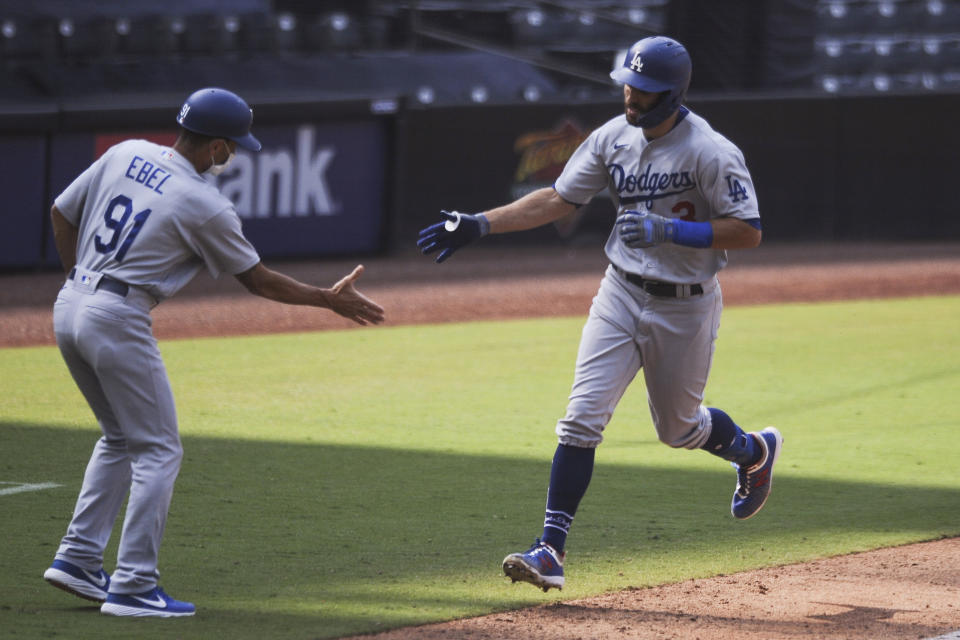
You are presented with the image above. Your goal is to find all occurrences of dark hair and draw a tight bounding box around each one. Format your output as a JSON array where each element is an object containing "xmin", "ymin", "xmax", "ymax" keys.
[{"xmin": 176, "ymin": 127, "xmax": 223, "ymax": 151}]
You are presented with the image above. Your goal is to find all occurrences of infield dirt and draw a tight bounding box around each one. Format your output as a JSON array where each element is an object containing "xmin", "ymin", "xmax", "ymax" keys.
[{"xmin": 2, "ymin": 241, "xmax": 959, "ymax": 639}]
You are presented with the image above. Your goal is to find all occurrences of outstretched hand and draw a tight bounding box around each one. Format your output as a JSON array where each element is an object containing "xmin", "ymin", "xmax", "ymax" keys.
[
  {"xmin": 326, "ymin": 265, "xmax": 385, "ymax": 326},
  {"xmin": 417, "ymin": 210, "xmax": 489, "ymax": 263}
]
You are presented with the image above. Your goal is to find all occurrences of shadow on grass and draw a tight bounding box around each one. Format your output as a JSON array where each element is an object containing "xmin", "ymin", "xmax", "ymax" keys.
[{"xmin": 2, "ymin": 421, "xmax": 959, "ymax": 640}]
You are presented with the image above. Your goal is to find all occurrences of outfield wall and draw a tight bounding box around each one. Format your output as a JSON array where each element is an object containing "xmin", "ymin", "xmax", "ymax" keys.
[{"xmin": 1, "ymin": 92, "xmax": 956, "ymax": 269}]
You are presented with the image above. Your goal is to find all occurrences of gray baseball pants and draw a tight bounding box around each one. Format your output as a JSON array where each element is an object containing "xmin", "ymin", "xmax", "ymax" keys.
[
  {"xmin": 556, "ymin": 265, "xmax": 722, "ymax": 449},
  {"xmin": 52, "ymin": 278, "xmax": 180, "ymax": 594}
]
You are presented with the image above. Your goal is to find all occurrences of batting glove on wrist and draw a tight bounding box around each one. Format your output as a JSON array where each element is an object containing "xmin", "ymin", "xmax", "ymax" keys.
[
  {"xmin": 616, "ymin": 210, "xmax": 674, "ymax": 248},
  {"xmin": 417, "ymin": 210, "xmax": 490, "ymax": 263}
]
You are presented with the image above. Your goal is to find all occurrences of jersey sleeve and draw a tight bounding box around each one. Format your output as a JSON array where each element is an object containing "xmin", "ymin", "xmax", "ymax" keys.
[
  {"xmin": 699, "ymin": 146, "xmax": 760, "ymax": 222},
  {"xmin": 54, "ymin": 149, "xmax": 112, "ymax": 225},
  {"xmin": 189, "ymin": 208, "xmax": 261, "ymax": 279},
  {"xmin": 554, "ymin": 130, "xmax": 610, "ymax": 205}
]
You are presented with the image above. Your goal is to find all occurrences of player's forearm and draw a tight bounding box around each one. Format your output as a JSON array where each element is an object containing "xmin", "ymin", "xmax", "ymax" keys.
[
  {"xmin": 51, "ymin": 207, "xmax": 78, "ymax": 274},
  {"xmin": 482, "ymin": 187, "xmax": 576, "ymax": 234},
  {"xmin": 237, "ymin": 263, "xmax": 331, "ymax": 308},
  {"xmin": 709, "ymin": 218, "xmax": 761, "ymax": 250}
]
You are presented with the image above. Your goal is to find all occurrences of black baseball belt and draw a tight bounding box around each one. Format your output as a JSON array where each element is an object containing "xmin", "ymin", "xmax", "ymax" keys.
[
  {"xmin": 68, "ymin": 267, "xmax": 130, "ymax": 297},
  {"xmin": 612, "ymin": 264, "xmax": 704, "ymax": 298}
]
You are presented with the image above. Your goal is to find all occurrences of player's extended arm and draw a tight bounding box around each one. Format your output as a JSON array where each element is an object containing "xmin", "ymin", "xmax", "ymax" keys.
[
  {"xmin": 51, "ymin": 206, "xmax": 79, "ymax": 275},
  {"xmin": 617, "ymin": 211, "xmax": 761, "ymax": 250},
  {"xmin": 417, "ymin": 188, "xmax": 577, "ymax": 262},
  {"xmin": 235, "ymin": 263, "xmax": 385, "ymax": 326},
  {"xmin": 482, "ymin": 187, "xmax": 577, "ymax": 234}
]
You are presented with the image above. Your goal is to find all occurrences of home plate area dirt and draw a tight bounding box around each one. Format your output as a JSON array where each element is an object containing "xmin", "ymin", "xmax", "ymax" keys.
[{"xmin": 2, "ymin": 242, "xmax": 959, "ymax": 638}]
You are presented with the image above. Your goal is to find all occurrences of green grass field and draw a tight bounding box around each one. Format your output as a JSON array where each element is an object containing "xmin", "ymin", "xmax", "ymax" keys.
[{"xmin": 2, "ymin": 295, "xmax": 958, "ymax": 639}]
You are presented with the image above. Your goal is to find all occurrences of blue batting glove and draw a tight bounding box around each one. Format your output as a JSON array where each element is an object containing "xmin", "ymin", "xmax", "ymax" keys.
[
  {"xmin": 417, "ymin": 210, "xmax": 490, "ymax": 263},
  {"xmin": 615, "ymin": 210, "xmax": 674, "ymax": 248}
]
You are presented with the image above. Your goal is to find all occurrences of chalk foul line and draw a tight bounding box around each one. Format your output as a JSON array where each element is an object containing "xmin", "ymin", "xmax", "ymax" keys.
[{"xmin": 0, "ymin": 482, "xmax": 63, "ymax": 496}]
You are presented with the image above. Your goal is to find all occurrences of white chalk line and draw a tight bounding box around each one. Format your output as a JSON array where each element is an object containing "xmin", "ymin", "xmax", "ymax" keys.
[
  {"xmin": 925, "ymin": 632, "xmax": 960, "ymax": 640},
  {"xmin": 0, "ymin": 482, "xmax": 63, "ymax": 496}
]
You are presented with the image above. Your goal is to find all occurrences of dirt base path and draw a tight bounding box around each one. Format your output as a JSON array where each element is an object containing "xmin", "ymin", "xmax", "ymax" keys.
[
  {"xmin": 3, "ymin": 241, "xmax": 960, "ymax": 639},
  {"xmin": 346, "ymin": 537, "xmax": 960, "ymax": 640},
  {"xmin": 3, "ymin": 242, "xmax": 960, "ymax": 347}
]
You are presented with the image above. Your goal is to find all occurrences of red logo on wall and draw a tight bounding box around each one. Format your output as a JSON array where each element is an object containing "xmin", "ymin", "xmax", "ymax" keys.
[
  {"xmin": 511, "ymin": 120, "xmax": 591, "ymax": 238},
  {"xmin": 512, "ymin": 120, "xmax": 587, "ymax": 186}
]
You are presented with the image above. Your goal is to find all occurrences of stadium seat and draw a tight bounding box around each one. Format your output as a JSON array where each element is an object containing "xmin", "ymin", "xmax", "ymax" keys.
[
  {"xmin": 814, "ymin": 73, "xmax": 855, "ymax": 93},
  {"xmin": 0, "ymin": 16, "xmax": 58, "ymax": 63},
  {"xmin": 814, "ymin": 37, "xmax": 873, "ymax": 74},
  {"xmin": 941, "ymin": 36, "xmax": 960, "ymax": 67},
  {"xmin": 870, "ymin": 37, "xmax": 924, "ymax": 74},
  {"xmin": 863, "ymin": 0, "xmax": 922, "ymax": 34},
  {"xmin": 557, "ymin": 10, "xmax": 641, "ymax": 51},
  {"xmin": 510, "ymin": 8, "xmax": 566, "ymax": 47},
  {"xmin": 909, "ymin": 36, "xmax": 949, "ymax": 72},
  {"xmin": 362, "ymin": 11, "xmax": 394, "ymax": 50},
  {"xmin": 180, "ymin": 13, "xmax": 241, "ymax": 56},
  {"xmin": 114, "ymin": 15, "xmax": 184, "ymax": 57},
  {"xmin": 920, "ymin": 0, "xmax": 960, "ymax": 31},
  {"xmin": 857, "ymin": 71, "xmax": 894, "ymax": 92},
  {"xmin": 614, "ymin": 3, "xmax": 668, "ymax": 33},
  {"xmin": 816, "ymin": 1, "xmax": 871, "ymax": 35},
  {"xmin": 814, "ymin": 38, "xmax": 847, "ymax": 73},
  {"xmin": 57, "ymin": 15, "xmax": 120, "ymax": 62},
  {"xmin": 900, "ymin": 70, "xmax": 941, "ymax": 90},
  {"xmin": 237, "ymin": 11, "xmax": 277, "ymax": 54},
  {"xmin": 301, "ymin": 12, "xmax": 363, "ymax": 51},
  {"xmin": 939, "ymin": 70, "xmax": 960, "ymax": 90},
  {"xmin": 273, "ymin": 12, "xmax": 300, "ymax": 52}
]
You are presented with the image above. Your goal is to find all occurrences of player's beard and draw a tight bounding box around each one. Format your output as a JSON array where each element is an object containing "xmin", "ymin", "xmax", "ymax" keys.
[
  {"xmin": 624, "ymin": 92, "xmax": 665, "ymax": 128},
  {"xmin": 624, "ymin": 102, "xmax": 644, "ymax": 127}
]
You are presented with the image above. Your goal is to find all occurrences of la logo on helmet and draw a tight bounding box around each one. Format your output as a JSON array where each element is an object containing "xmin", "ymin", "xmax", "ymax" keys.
[
  {"xmin": 630, "ymin": 52, "xmax": 644, "ymax": 72},
  {"xmin": 179, "ymin": 103, "xmax": 190, "ymax": 120}
]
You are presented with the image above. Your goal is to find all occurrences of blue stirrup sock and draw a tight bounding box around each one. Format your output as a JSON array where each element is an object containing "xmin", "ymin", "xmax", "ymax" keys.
[
  {"xmin": 541, "ymin": 444, "xmax": 595, "ymax": 554},
  {"xmin": 702, "ymin": 408, "xmax": 762, "ymax": 467}
]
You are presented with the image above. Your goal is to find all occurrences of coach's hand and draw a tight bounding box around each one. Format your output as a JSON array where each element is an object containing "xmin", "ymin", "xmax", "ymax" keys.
[
  {"xmin": 616, "ymin": 210, "xmax": 673, "ymax": 248},
  {"xmin": 325, "ymin": 265, "xmax": 385, "ymax": 326},
  {"xmin": 417, "ymin": 210, "xmax": 490, "ymax": 263}
]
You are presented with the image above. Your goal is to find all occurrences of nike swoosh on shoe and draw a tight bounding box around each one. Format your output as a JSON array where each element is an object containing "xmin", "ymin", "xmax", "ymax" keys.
[
  {"xmin": 131, "ymin": 594, "xmax": 168, "ymax": 608},
  {"xmin": 82, "ymin": 569, "xmax": 107, "ymax": 588}
]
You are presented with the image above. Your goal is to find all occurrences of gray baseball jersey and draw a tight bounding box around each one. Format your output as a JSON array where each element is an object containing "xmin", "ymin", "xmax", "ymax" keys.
[
  {"xmin": 552, "ymin": 109, "xmax": 759, "ymax": 450},
  {"xmin": 55, "ymin": 139, "xmax": 260, "ymax": 302},
  {"xmin": 555, "ymin": 109, "xmax": 759, "ymax": 284},
  {"xmin": 51, "ymin": 139, "xmax": 258, "ymax": 594}
]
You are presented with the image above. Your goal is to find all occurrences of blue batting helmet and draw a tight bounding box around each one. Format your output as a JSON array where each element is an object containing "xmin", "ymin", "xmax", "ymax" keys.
[
  {"xmin": 176, "ymin": 87, "xmax": 261, "ymax": 151},
  {"xmin": 610, "ymin": 36, "xmax": 692, "ymax": 129}
]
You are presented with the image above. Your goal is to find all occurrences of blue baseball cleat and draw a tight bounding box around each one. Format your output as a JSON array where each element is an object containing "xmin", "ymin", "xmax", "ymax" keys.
[
  {"xmin": 731, "ymin": 427, "xmax": 783, "ymax": 520},
  {"xmin": 43, "ymin": 559, "xmax": 111, "ymax": 603},
  {"xmin": 502, "ymin": 538, "xmax": 565, "ymax": 592},
  {"xmin": 100, "ymin": 586, "xmax": 196, "ymax": 617}
]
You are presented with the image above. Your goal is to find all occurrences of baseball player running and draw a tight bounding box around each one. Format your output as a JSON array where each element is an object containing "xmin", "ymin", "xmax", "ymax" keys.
[
  {"xmin": 43, "ymin": 87, "xmax": 384, "ymax": 617},
  {"xmin": 417, "ymin": 36, "xmax": 781, "ymax": 592}
]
